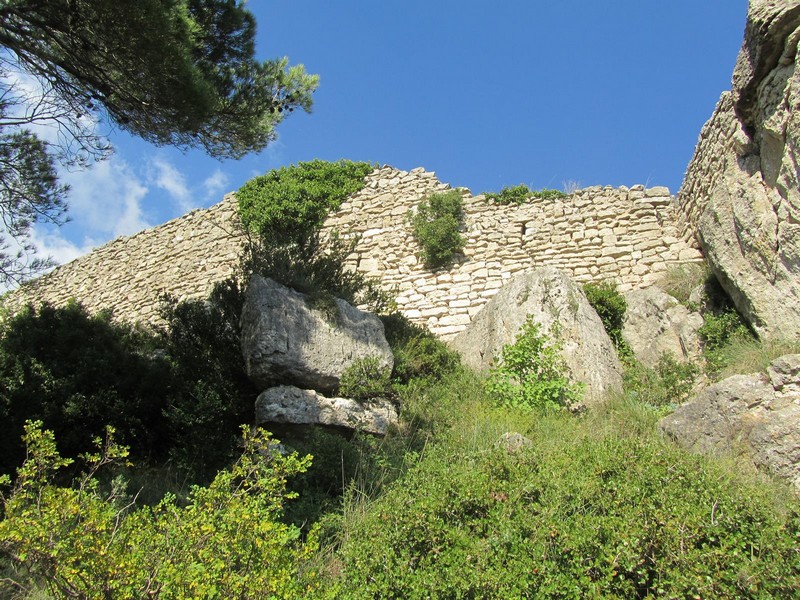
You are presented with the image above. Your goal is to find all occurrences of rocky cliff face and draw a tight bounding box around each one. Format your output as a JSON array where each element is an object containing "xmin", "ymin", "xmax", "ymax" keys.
[{"xmin": 679, "ymin": 0, "xmax": 800, "ymax": 339}]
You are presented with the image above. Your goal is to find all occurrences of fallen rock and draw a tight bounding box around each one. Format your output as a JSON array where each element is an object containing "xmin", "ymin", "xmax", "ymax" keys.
[
  {"xmin": 622, "ymin": 287, "xmax": 704, "ymax": 368},
  {"xmin": 496, "ymin": 432, "xmax": 533, "ymax": 453},
  {"xmin": 255, "ymin": 385, "xmax": 398, "ymax": 436},
  {"xmin": 659, "ymin": 354, "xmax": 800, "ymax": 490},
  {"xmin": 241, "ymin": 275, "xmax": 393, "ymax": 393},
  {"xmin": 678, "ymin": 1, "xmax": 800, "ymax": 339},
  {"xmin": 449, "ymin": 268, "xmax": 622, "ymax": 404}
]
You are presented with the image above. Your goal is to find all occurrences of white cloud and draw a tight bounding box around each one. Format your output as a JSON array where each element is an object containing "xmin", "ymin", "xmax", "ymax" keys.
[
  {"xmin": 62, "ymin": 157, "xmax": 151, "ymax": 238},
  {"xmin": 149, "ymin": 157, "xmax": 193, "ymax": 212},
  {"xmin": 202, "ymin": 169, "xmax": 230, "ymax": 201}
]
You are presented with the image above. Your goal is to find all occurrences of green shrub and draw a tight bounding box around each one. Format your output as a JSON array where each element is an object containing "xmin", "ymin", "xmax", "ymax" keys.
[
  {"xmin": 483, "ymin": 184, "xmax": 567, "ymax": 204},
  {"xmin": 242, "ymin": 231, "xmax": 394, "ymax": 315},
  {"xmin": 157, "ymin": 280, "xmax": 258, "ymax": 480},
  {"xmin": 699, "ymin": 308, "xmax": 754, "ymax": 377},
  {"xmin": 339, "ymin": 357, "xmax": 392, "ymax": 402},
  {"xmin": 485, "ymin": 316, "xmax": 583, "ymax": 411},
  {"xmin": 0, "ymin": 287, "xmax": 259, "ymax": 483},
  {"xmin": 409, "ymin": 190, "xmax": 465, "ymax": 269},
  {"xmin": 393, "ymin": 334, "xmax": 461, "ymax": 383},
  {"xmin": 583, "ymin": 280, "xmax": 628, "ymax": 352},
  {"xmin": 0, "ymin": 301, "xmax": 171, "ymax": 476},
  {"xmin": 237, "ymin": 159, "xmax": 374, "ymax": 247},
  {"xmin": 333, "ymin": 419, "xmax": 800, "ymax": 598},
  {"xmin": 623, "ymin": 353, "xmax": 700, "ymax": 408},
  {"xmin": 0, "ymin": 422, "xmax": 319, "ymax": 598}
]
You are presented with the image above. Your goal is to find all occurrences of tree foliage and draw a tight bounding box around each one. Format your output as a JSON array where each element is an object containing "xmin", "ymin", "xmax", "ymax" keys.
[{"xmin": 0, "ymin": 0, "xmax": 318, "ymax": 284}]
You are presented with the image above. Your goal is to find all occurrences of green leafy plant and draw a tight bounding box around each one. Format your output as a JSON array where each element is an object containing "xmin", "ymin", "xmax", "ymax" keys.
[
  {"xmin": 484, "ymin": 184, "xmax": 567, "ymax": 204},
  {"xmin": 623, "ymin": 352, "xmax": 699, "ymax": 408},
  {"xmin": 0, "ymin": 422, "xmax": 319, "ymax": 598},
  {"xmin": 485, "ymin": 316, "xmax": 583, "ymax": 411},
  {"xmin": 583, "ymin": 280, "xmax": 628, "ymax": 353},
  {"xmin": 237, "ymin": 159, "xmax": 374, "ymax": 247},
  {"xmin": 699, "ymin": 308, "xmax": 754, "ymax": 377},
  {"xmin": 409, "ymin": 190, "xmax": 465, "ymax": 269},
  {"xmin": 339, "ymin": 357, "xmax": 392, "ymax": 402}
]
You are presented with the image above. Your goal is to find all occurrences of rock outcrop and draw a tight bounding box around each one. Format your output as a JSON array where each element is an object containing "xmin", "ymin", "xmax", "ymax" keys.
[
  {"xmin": 255, "ymin": 386, "xmax": 398, "ymax": 436},
  {"xmin": 449, "ymin": 268, "xmax": 623, "ymax": 404},
  {"xmin": 659, "ymin": 354, "xmax": 800, "ymax": 490},
  {"xmin": 679, "ymin": 1, "xmax": 800, "ymax": 339},
  {"xmin": 622, "ymin": 287, "xmax": 704, "ymax": 368},
  {"xmin": 241, "ymin": 275, "xmax": 393, "ymax": 393}
]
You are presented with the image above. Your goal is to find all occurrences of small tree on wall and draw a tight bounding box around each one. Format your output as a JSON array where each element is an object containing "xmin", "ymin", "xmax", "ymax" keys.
[{"xmin": 409, "ymin": 190, "xmax": 465, "ymax": 270}]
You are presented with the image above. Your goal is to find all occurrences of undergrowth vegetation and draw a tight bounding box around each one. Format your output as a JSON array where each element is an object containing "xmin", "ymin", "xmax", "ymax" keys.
[
  {"xmin": 2, "ymin": 240, "xmax": 800, "ymax": 596},
  {"xmin": 486, "ymin": 317, "xmax": 583, "ymax": 411},
  {"xmin": 1, "ymin": 299, "xmax": 799, "ymax": 597}
]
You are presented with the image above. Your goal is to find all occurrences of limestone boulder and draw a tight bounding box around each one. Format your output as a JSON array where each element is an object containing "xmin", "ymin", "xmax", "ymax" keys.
[
  {"xmin": 622, "ymin": 287, "xmax": 704, "ymax": 368},
  {"xmin": 449, "ymin": 268, "xmax": 623, "ymax": 404},
  {"xmin": 255, "ymin": 385, "xmax": 398, "ymax": 436},
  {"xmin": 241, "ymin": 275, "xmax": 393, "ymax": 393},
  {"xmin": 659, "ymin": 354, "xmax": 800, "ymax": 491},
  {"xmin": 678, "ymin": 1, "xmax": 800, "ymax": 339}
]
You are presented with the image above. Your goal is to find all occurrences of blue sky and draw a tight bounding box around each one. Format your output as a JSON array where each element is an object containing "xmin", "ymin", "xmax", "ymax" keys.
[{"xmin": 21, "ymin": 1, "xmax": 747, "ymax": 272}]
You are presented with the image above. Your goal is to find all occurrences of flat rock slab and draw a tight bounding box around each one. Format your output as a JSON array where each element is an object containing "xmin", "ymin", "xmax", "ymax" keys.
[{"xmin": 255, "ymin": 385, "xmax": 398, "ymax": 436}]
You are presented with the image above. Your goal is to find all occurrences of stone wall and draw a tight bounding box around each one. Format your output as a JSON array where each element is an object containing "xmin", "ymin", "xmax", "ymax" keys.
[
  {"xmin": 1, "ymin": 195, "xmax": 245, "ymax": 324},
  {"xmin": 676, "ymin": 92, "xmax": 739, "ymax": 241},
  {"xmin": 1, "ymin": 166, "xmax": 703, "ymax": 337},
  {"xmin": 324, "ymin": 166, "xmax": 702, "ymax": 337}
]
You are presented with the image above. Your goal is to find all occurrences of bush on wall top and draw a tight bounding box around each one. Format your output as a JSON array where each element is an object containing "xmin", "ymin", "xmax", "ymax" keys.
[
  {"xmin": 236, "ymin": 159, "xmax": 374, "ymax": 247},
  {"xmin": 483, "ymin": 184, "xmax": 567, "ymax": 204}
]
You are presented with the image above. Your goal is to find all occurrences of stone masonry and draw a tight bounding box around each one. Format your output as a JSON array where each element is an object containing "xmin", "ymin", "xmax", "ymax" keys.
[
  {"xmin": 1, "ymin": 166, "xmax": 703, "ymax": 338},
  {"xmin": 324, "ymin": 166, "xmax": 702, "ymax": 337}
]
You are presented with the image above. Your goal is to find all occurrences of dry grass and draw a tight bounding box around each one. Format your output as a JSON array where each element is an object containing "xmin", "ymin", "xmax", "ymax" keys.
[{"xmin": 657, "ymin": 261, "xmax": 710, "ymax": 305}]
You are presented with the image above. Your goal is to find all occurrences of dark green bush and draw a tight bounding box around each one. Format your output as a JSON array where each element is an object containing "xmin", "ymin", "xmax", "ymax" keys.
[
  {"xmin": 339, "ymin": 357, "xmax": 392, "ymax": 402},
  {"xmin": 409, "ymin": 190, "xmax": 465, "ymax": 269},
  {"xmin": 484, "ymin": 184, "xmax": 567, "ymax": 204},
  {"xmin": 0, "ymin": 285, "xmax": 259, "ymax": 482},
  {"xmin": 157, "ymin": 280, "xmax": 258, "ymax": 479},
  {"xmin": 0, "ymin": 301, "xmax": 170, "ymax": 476},
  {"xmin": 584, "ymin": 280, "xmax": 627, "ymax": 351},
  {"xmin": 237, "ymin": 159, "xmax": 374, "ymax": 247},
  {"xmin": 334, "ymin": 430, "xmax": 800, "ymax": 598},
  {"xmin": 379, "ymin": 312, "xmax": 461, "ymax": 384}
]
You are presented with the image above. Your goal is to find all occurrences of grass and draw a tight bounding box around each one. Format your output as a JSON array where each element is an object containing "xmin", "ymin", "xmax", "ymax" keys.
[
  {"xmin": 657, "ymin": 261, "xmax": 710, "ymax": 306},
  {"xmin": 714, "ymin": 337, "xmax": 800, "ymax": 379}
]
